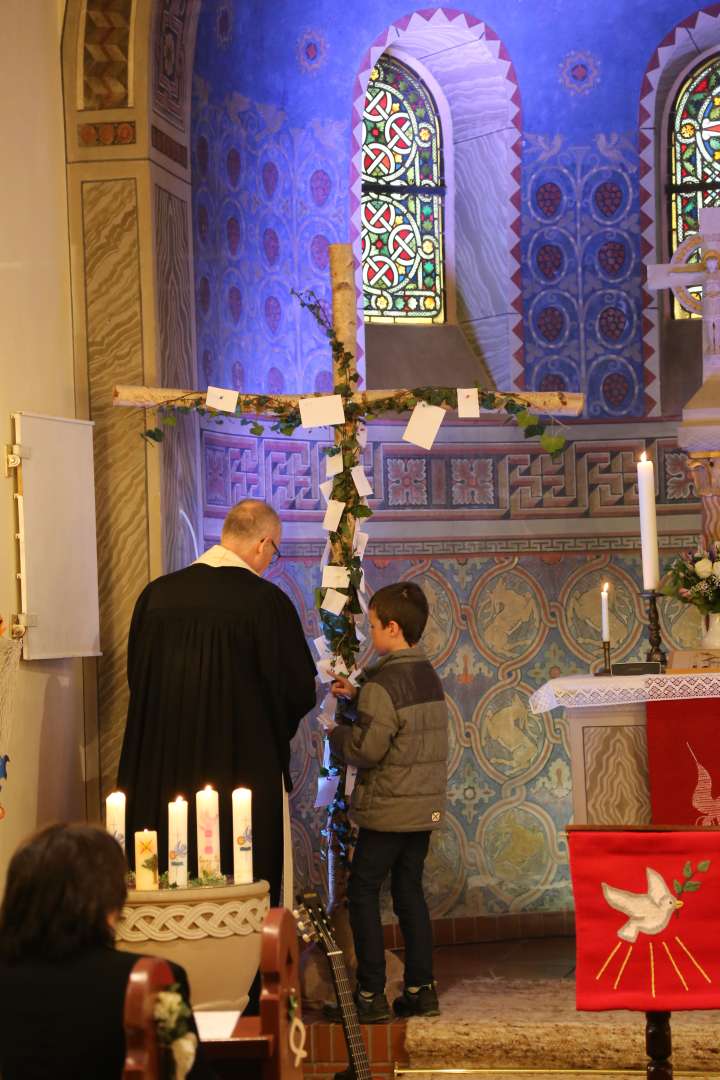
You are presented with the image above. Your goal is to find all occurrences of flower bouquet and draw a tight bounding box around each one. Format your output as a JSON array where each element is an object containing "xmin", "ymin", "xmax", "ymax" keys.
[{"xmin": 661, "ymin": 545, "xmax": 720, "ymax": 647}]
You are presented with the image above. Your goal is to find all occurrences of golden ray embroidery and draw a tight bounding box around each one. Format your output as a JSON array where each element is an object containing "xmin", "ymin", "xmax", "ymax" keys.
[
  {"xmin": 649, "ymin": 941, "xmax": 656, "ymax": 998},
  {"xmin": 675, "ymin": 936, "xmax": 712, "ymax": 984},
  {"xmin": 662, "ymin": 941, "xmax": 689, "ymax": 991},
  {"xmin": 596, "ymin": 940, "xmax": 623, "ymax": 981},
  {"xmin": 613, "ymin": 943, "xmax": 633, "ymax": 990}
]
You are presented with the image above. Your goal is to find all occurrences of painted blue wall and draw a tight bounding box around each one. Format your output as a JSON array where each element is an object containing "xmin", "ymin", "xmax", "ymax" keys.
[{"xmin": 192, "ymin": 0, "xmax": 710, "ymax": 406}]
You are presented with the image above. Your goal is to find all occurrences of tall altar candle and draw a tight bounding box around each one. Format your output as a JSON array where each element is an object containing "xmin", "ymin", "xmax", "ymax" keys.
[
  {"xmin": 601, "ymin": 582, "xmax": 610, "ymax": 642},
  {"xmin": 196, "ymin": 785, "xmax": 221, "ymax": 878},
  {"xmin": 232, "ymin": 787, "xmax": 253, "ymax": 885},
  {"xmin": 134, "ymin": 829, "xmax": 158, "ymax": 891},
  {"xmin": 168, "ymin": 796, "xmax": 188, "ymax": 888},
  {"xmin": 105, "ymin": 791, "xmax": 126, "ymax": 852},
  {"xmin": 637, "ymin": 452, "xmax": 660, "ymax": 591}
]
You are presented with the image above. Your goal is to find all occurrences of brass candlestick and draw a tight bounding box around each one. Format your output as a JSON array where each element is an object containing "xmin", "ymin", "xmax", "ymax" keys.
[
  {"xmin": 642, "ymin": 589, "xmax": 667, "ymax": 669},
  {"xmin": 602, "ymin": 640, "xmax": 611, "ymax": 674}
]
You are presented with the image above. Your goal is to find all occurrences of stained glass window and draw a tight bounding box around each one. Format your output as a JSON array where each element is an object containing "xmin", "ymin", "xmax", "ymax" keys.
[
  {"xmin": 670, "ymin": 55, "xmax": 720, "ymax": 318},
  {"xmin": 361, "ymin": 55, "xmax": 445, "ymax": 323}
]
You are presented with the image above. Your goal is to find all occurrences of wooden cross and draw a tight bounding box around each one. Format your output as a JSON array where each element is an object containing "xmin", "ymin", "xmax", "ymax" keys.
[{"xmin": 113, "ymin": 242, "xmax": 583, "ymax": 925}]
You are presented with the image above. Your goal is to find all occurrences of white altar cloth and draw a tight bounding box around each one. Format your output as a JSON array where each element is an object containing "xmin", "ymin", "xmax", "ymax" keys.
[{"xmin": 529, "ymin": 672, "xmax": 720, "ymax": 715}]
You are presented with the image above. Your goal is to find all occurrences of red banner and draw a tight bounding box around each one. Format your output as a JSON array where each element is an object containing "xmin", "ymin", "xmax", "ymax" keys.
[
  {"xmin": 647, "ymin": 699, "xmax": 720, "ymax": 826},
  {"xmin": 568, "ymin": 828, "xmax": 720, "ymax": 1010}
]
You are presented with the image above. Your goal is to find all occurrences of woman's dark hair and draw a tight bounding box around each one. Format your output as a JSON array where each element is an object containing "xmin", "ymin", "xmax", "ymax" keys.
[
  {"xmin": 369, "ymin": 582, "xmax": 429, "ymax": 646},
  {"xmin": 0, "ymin": 823, "xmax": 127, "ymax": 963}
]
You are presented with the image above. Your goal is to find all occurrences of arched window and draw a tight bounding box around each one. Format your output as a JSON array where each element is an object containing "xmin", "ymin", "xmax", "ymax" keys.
[
  {"xmin": 361, "ymin": 55, "xmax": 445, "ymax": 324},
  {"xmin": 670, "ymin": 54, "xmax": 720, "ymax": 318}
]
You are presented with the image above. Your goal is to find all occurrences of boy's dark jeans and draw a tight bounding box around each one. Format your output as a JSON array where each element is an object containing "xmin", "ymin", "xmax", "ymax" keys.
[{"xmin": 347, "ymin": 827, "xmax": 433, "ymax": 995}]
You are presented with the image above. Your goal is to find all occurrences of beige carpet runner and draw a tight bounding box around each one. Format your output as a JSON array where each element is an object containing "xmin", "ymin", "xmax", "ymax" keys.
[{"xmin": 404, "ymin": 977, "xmax": 720, "ymax": 1075}]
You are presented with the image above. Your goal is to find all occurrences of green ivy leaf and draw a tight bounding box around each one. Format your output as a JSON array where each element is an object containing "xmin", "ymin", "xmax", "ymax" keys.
[
  {"xmin": 249, "ymin": 423, "xmax": 264, "ymax": 436},
  {"xmin": 540, "ymin": 433, "xmax": 566, "ymax": 454}
]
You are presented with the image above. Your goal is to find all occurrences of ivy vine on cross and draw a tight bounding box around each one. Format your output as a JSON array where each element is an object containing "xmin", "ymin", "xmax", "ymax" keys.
[{"xmin": 113, "ymin": 243, "xmax": 583, "ymax": 911}]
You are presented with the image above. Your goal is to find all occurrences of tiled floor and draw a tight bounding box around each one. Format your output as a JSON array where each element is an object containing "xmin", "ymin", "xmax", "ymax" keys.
[{"xmin": 302, "ymin": 936, "xmax": 575, "ymax": 1079}]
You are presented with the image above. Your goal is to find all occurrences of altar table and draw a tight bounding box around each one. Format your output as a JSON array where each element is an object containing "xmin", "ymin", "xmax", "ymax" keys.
[{"xmin": 529, "ymin": 674, "xmax": 720, "ymax": 826}]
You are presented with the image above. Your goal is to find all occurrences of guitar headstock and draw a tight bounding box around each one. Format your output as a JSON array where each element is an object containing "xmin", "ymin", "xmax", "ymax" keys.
[{"xmin": 293, "ymin": 890, "xmax": 338, "ymax": 956}]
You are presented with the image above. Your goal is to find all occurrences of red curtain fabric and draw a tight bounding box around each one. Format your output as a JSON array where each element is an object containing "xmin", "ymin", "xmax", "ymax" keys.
[
  {"xmin": 568, "ymin": 828, "xmax": 720, "ymax": 1010},
  {"xmin": 647, "ymin": 699, "xmax": 720, "ymax": 826}
]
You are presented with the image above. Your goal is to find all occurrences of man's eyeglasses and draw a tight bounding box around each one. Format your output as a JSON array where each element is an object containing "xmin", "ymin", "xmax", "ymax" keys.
[{"xmin": 269, "ymin": 539, "xmax": 282, "ymax": 566}]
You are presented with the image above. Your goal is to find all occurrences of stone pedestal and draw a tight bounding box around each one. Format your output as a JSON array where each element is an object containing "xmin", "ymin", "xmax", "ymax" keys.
[{"xmin": 116, "ymin": 879, "xmax": 269, "ymax": 1010}]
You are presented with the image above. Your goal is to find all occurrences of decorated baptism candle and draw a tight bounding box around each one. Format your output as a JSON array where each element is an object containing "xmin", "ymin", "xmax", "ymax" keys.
[
  {"xmin": 232, "ymin": 787, "xmax": 253, "ymax": 885},
  {"xmin": 105, "ymin": 791, "xmax": 126, "ymax": 852},
  {"xmin": 637, "ymin": 452, "xmax": 660, "ymax": 591},
  {"xmin": 134, "ymin": 829, "xmax": 158, "ymax": 890},
  {"xmin": 168, "ymin": 796, "xmax": 188, "ymax": 888},
  {"xmin": 196, "ymin": 785, "xmax": 221, "ymax": 878}
]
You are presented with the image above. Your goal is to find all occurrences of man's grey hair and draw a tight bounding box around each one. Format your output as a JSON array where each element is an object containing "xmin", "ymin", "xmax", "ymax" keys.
[{"xmin": 221, "ymin": 500, "xmax": 280, "ymax": 545}]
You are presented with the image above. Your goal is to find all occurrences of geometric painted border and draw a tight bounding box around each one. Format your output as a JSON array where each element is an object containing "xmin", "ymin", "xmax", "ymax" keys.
[
  {"xmin": 348, "ymin": 7, "xmax": 524, "ymax": 388},
  {"xmin": 638, "ymin": 3, "xmax": 720, "ymax": 416}
]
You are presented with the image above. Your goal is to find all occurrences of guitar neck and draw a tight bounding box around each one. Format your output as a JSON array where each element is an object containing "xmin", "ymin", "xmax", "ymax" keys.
[{"xmin": 327, "ymin": 951, "xmax": 373, "ymax": 1080}]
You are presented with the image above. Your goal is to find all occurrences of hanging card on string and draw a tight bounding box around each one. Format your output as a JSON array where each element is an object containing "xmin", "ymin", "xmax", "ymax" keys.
[
  {"xmin": 402, "ymin": 402, "xmax": 445, "ymax": 450},
  {"xmin": 326, "ymin": 452, "xmax": 344, "ymax": 478},
  {"xmin": 322, "ymin": 565, "xmax": 350, "ymax": 589},
  {"xmin": 351, "ymin": 465, "xmax": 373, "ymax": 497},
  {"xmin": 319, "ymin": 479, "xmax": 334, "ymax": 503},
  {"xmin": 321, "ymin": 588, "xmax": 347, "ymax": 616},
  {"xmin": 205, "ymin": 386, "xmax": 239, "ymax": 413},
  {"xmin": 457, "ymin": 388, "xmax": 480, "ymax": 418},
  {"xmin": 313, "ymin": 635, "xmax": 330, "ymax": 658},
  {"xmin": 315, "ymin": 774, "xmax": 340, "ymax": 808},
  {"xmin": 299, "ymin": 395, "xmax": 345, "ymax": 428},
  {"xmin": 354, "ymin": 531, "xmax": 370, "ymax": 559},
  {"xmin": 322, "ymin": 500, "xmax": 344, "ymax": 532}
]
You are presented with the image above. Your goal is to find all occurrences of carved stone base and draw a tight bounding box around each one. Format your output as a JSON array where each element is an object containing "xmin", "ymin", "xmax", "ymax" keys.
[{"xmin": 116, "ymin": 879, "xmax": 269, "ymax": 1010}]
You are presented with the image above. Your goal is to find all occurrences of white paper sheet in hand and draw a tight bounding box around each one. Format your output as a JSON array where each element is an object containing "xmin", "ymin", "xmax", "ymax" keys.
[
  {"xmin": 321, "ymin": 588, "xmax": 347, "ymax": 616},
  {"xmin": 457, "ymin": 388, "xmax": 480, "ymax": 418},
  {"xmin": 351, "ymin": 464, "xmax": 373, "ymax": 496},
  {"xmin": 322, "ymin": 499, "xmax": 344, "ymax": 532},
  {"xmin": 326, "ymin": 452, "xmax": 344, "ymax": 478},
  {"xmin": 317, "ymin": 656, "xmax": 349, "ymax": 683},
  {"xmin": 299, "ymin": 394, "xmax": 345, "ymax": 428},
  {"xmin": 315, "ymin": 774, "xmax": 340, "ymax": 808},
  {"xmin": 402, "ymin": 401, "xmax": 445, "ymax": 450},
  {"xmin": 322, "ymin": 565, "xmax": 350, "ymax": 589},
  {"xmin": 205, "ymin": 386, "xmax": 239, "ymax": 413}
]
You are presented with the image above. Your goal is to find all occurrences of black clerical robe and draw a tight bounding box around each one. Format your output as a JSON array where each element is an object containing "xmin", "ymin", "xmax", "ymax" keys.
[{"xmin": 117, "ymin": 563, "xmax": 316, "ymax": 903}]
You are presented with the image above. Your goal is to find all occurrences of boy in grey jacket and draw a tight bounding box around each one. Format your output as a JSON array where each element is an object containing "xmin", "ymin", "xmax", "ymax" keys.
[{"xmin": 324, "ymin": 582, "xmax": 448, "ymax": 1022}]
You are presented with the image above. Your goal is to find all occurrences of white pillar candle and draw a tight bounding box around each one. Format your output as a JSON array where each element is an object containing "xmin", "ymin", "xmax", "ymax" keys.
[
  {"xmin": 168, "ymin": 796, "xmax": 188, "ymax": 888},
  {"xmin": 637, "ymin": 451, "xmax": 660, "ymax": 591},
  {"xmin": 196, "ymin": 785, "xmax": 221, "ymax": 879},
  {"xmin": 105, "ymin": 791, "xmax": 126, "ymax": 852},
  {"xmin": 134, "ymin": 829, "xmax": 158, "ymax": 891},
  {"xmin": 601, "ymin": 582, "xmax": 610, "ymax": 642},
  {"xmin": 232, "ymin": 787, "xmax": 253, "ymax": 885}
]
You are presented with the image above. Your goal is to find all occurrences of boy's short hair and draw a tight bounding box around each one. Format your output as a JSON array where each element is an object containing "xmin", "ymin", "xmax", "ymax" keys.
[{"xmin": 369, "ymin": 582, "xmax": 429, "ymax": 646}]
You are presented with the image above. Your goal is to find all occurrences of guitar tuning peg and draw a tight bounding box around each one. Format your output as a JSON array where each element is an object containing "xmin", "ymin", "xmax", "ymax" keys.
[
  {"xmin": 296, "ymin": 920, "xmax": 305, "ymax": 931},
  {"xmin": 301, "ymin": 933, "xmax": 311, "ymax": 942},
  {"xmin": 292, "ymin": 909, "xmax": 299, "ymax": 918}
]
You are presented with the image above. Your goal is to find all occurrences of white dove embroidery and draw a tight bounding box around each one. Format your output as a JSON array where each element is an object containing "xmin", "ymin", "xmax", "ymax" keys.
[{"xmin": 601, "ymin": 867, "xmax": 684, "ymax": 942}]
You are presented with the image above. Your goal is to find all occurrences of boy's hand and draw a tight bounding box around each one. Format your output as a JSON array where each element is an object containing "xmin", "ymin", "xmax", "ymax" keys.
[{"xmin": 330, "ymin": 676, "xmax": 357, "ymax": 701}]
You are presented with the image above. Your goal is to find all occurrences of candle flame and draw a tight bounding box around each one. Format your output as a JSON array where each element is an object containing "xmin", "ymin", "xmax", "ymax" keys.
[
  {"xmin": 175, "ymin": 795, "xmax": 186, "ymax": 803},
  {"xmin": 640, "ymin": 451, "xmax": 647, "ymax": 463},
  {"xmin": 203, "ymin": 784, "xmax": 213, "ymax": 792},
  {"xmin": 602, "ymin": 581, "xmax": 609, "ymax": 594}
]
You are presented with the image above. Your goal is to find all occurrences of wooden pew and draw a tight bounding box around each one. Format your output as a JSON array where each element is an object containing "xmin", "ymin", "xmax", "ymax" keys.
[
  {"xmin": 122, "ymin": 908, "xmax": 304, "ymax": 1080},
  {"xmin": 123, "ymin": 956, "xmax": 175, "ymax": 1079},
  {"xmin": 203, "ymin": 907, "xmax": 304, "ymax": 1080}
]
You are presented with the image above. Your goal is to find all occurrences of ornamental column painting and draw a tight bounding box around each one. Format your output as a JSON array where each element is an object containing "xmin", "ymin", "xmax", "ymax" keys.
[{"xmin": 62, "ymin": 0, "xmax": 202, "ymax": 806}]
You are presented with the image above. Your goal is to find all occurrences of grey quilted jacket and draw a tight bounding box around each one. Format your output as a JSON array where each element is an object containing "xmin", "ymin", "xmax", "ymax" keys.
[{"xmin": 329, "ymin": 646, "xmax": 448, "ymax": 832}]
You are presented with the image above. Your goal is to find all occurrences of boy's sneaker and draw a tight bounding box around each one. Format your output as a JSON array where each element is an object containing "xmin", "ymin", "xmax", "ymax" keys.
[
  {"xmin": 323, "ymin": 989, "xmax": 391, "ymax": 1024},
  {"xmin": 392, "ymin": 983, "xmax": 440, "ymax": 1018}
]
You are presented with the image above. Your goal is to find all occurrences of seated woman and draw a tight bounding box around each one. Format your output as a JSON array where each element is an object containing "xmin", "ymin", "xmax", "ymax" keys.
[{"xmin": 0, "ymin": 822, "xmax": 211, "ymax": 1079}]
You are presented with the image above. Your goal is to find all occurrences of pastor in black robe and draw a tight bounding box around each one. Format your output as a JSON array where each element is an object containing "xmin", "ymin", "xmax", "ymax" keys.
[{"xmin": 116, "ymin": 559, "xmax": 316, "ymax": 904}]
